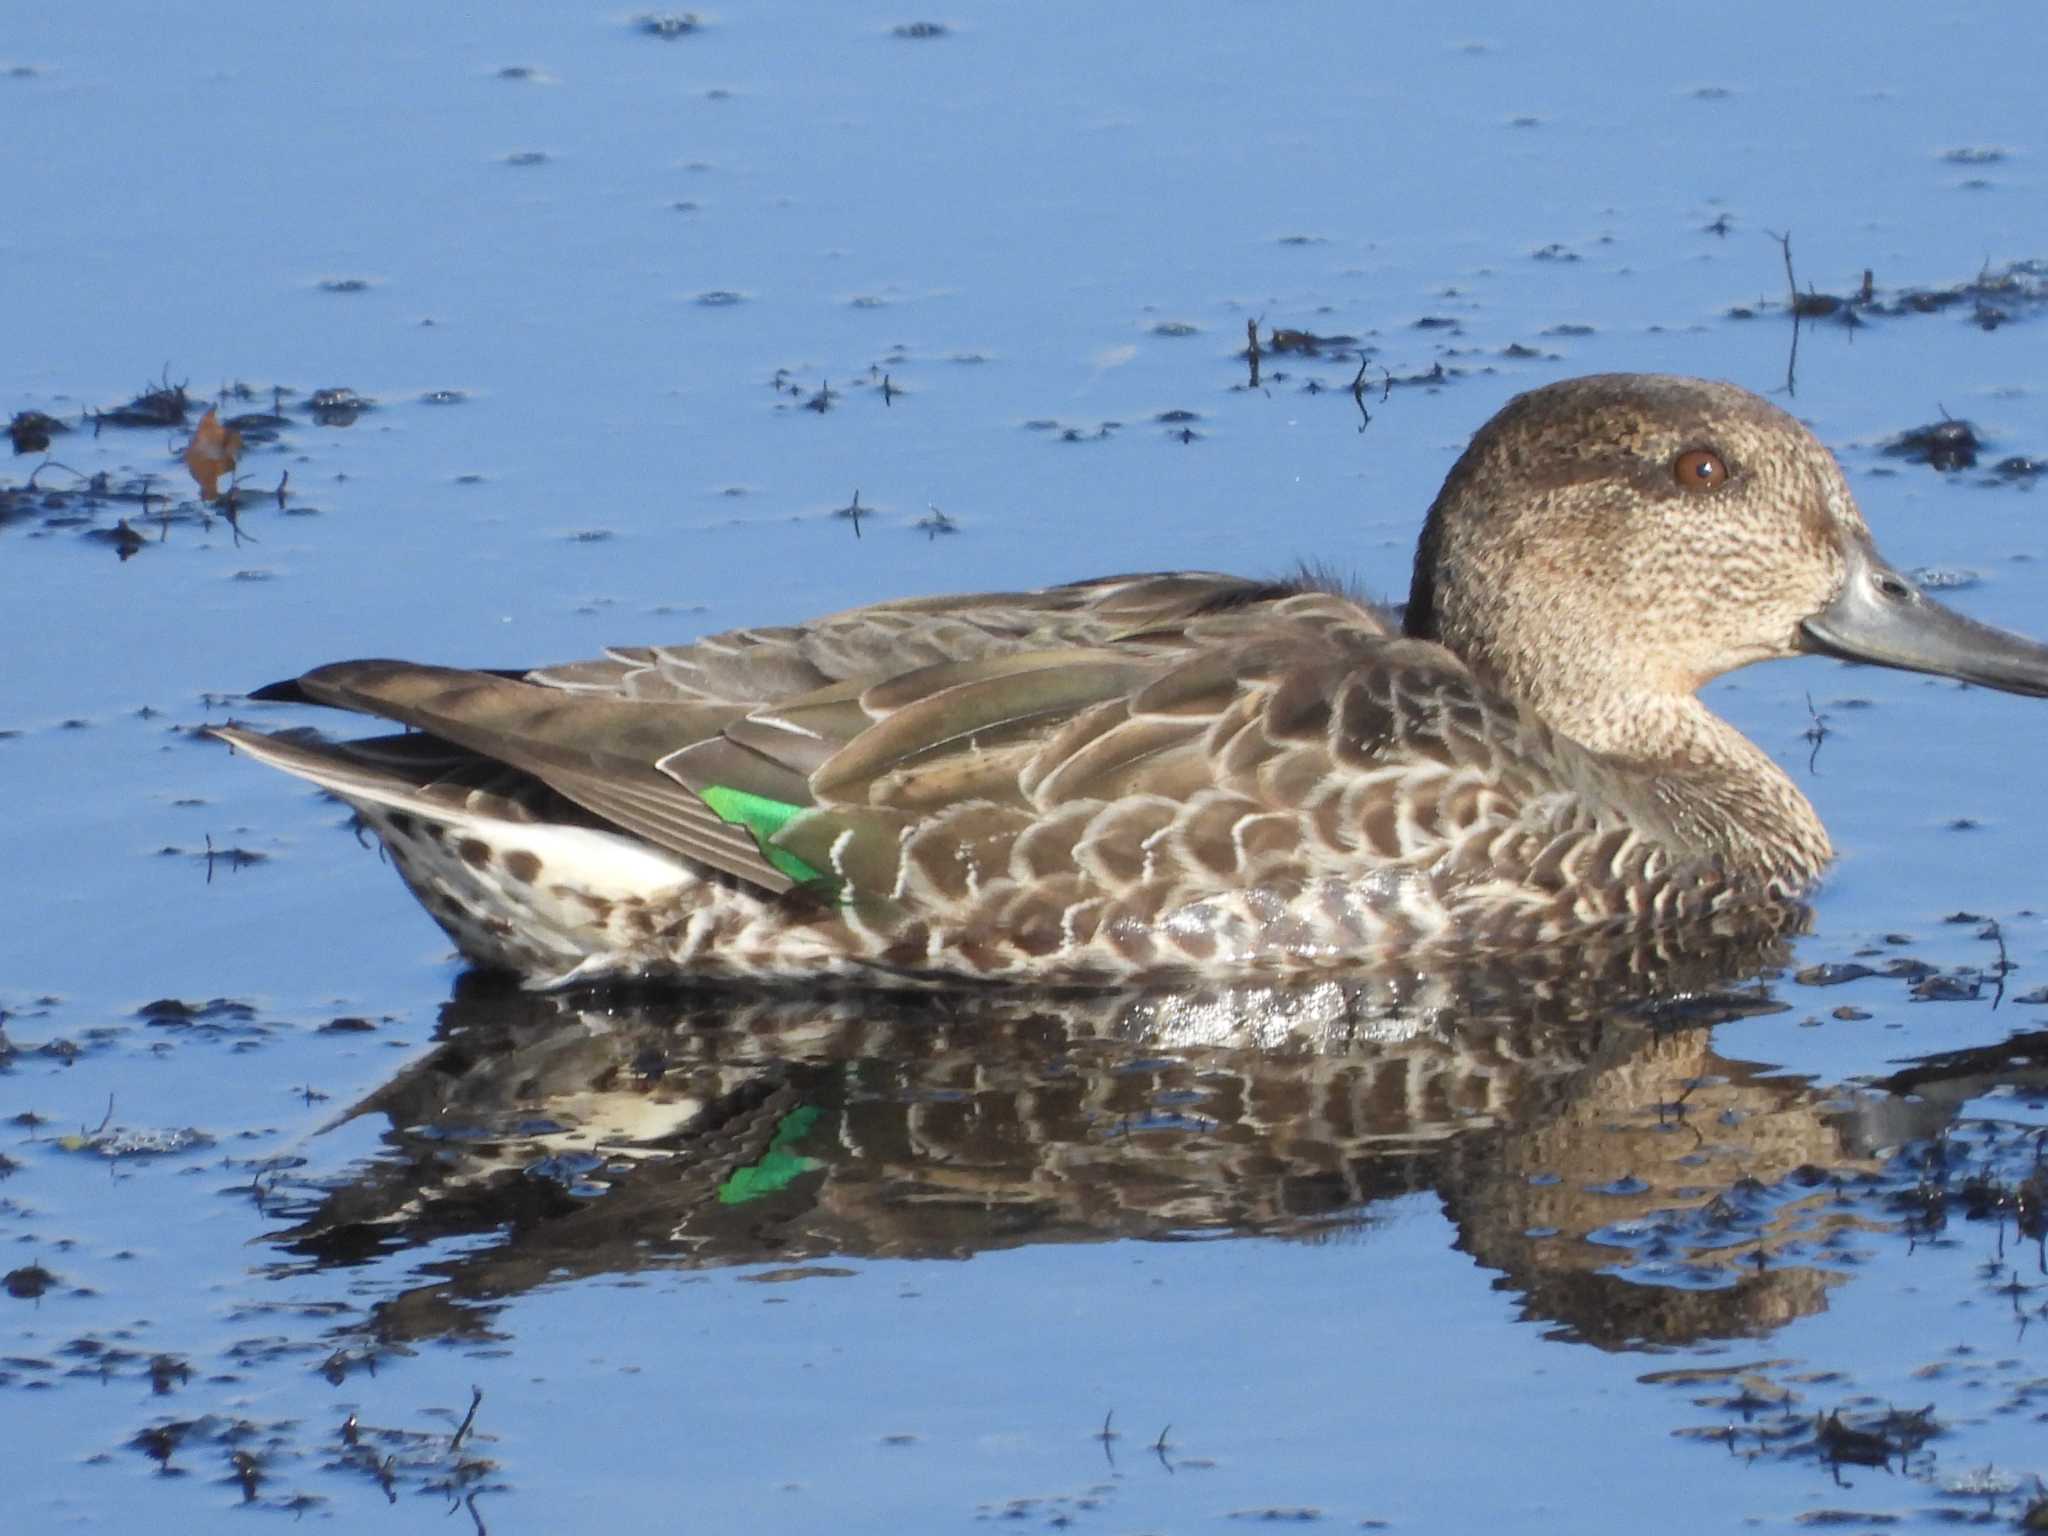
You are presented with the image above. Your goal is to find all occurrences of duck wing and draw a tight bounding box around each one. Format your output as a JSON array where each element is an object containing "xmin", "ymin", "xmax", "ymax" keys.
[
  {"xmin": 237, "ymin": 573, "xmax": 1606, "ymax": 913},
  {"xmin": 253, "ymin": 660, "xmax": 788, "ymax": 889},
  {"xmin": 520, "ymin": 571, "xmax": 1379, "ymax": 703},
  {"xmin": 721, "ymin": 615, "xmax": 1594, "ymax": 915}
]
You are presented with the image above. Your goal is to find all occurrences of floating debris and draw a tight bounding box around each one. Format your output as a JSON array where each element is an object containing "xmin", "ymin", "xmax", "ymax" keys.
[
  {"xmin": 1263, "ymin": 327, "xmax": 1358, "ymax": 355},
  {"xmin": 305, "ymin": 387, "xmax": 370, "ymax": 426},
  {"xmin": 636, "ymin": 12, "xmax": 700, "ymax": 38},
  {"xmin": 3, "ymin": 1263, "xmax": 56, "ymax": 1299},
  {"xmin": 137, "ymin": 997, "xmax": 258, "ymax": 1024},
  {"xmin": 1793, "ymin": 963, "xmax": 1876, "ymax": 987},
  {"xmin": 8, "ymin": 410, "xmax": 68, "ymax": 454},
  {"xmin": 182, "ymin": 407, "xmax": 242, "ymax": 502},
  {"xmin": 1910, "ymin": 566, "xmax": 1979, "ymax": 591},
  {"xmin": 56, "ymin": 1125, "xmax": 216, "ymax": 1159},
  {"xmin": 96, "ymin": 372, "xmax": 190, "ymax": 430},
  {"xmin": 1884, "ymin": 418, "xmax": 1981, "ymax": 471}
]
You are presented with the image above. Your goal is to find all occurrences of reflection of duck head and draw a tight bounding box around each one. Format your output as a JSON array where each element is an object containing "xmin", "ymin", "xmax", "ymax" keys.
[{"xmin": 271, "ymin": 930, "xmax": 1909, "ymax": 1354}]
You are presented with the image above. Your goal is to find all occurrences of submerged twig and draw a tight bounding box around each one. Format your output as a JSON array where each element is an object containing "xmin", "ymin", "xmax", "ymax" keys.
[
  {"xmin": 450, "ymin": 1386, "xmax": 484, "ymax": 1452},
  {"xmin": 1802, "ymin": 692, "xmax": 1830, "ymax": 774}
]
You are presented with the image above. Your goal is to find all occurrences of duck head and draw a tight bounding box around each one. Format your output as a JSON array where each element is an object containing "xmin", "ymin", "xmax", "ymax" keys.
[{"xmin": 1405, "ymin": 373, "xmax": 2048, "ymax": 759}]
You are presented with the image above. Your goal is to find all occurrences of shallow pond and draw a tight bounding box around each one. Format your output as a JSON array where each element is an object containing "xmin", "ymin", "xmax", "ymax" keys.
[{"xmin": 5, "ymin": 3, "xmax": 2048, "ymax": 1530}]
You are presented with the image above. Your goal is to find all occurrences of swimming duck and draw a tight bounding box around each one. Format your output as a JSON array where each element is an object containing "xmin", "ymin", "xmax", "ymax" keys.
[{"xmin": 214, "ymin": 374, "xmax": 2048, "ymax": 987}]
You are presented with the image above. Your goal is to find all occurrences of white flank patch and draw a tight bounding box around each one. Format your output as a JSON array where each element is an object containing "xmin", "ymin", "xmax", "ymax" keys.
[
  {"xmin": 355, "ymin": 799, "xmax": 696, "ymax": 976},
  {"xmin": 507, "ymin": 820, "xmax": 694, "ymax": 890}
]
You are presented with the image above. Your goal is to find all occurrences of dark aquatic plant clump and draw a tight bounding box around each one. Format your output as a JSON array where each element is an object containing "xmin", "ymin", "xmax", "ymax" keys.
[
  {"xmin": 1, "ymin": 374, "xmax": 431, "ymax": 556},
  {"xmin": 4, "ymin": 1261, "xmax": 56, "ymax": 1299},
  {"xmin": 93, "ymin": 371, "xmax": 192, "ymax": 430},
  {"xmin": 119, "ymin": 1396, "xmax": 503, "ymax": 1517},
  {"xmin": 8, "ymin": 410, "xmax": 68, "ymax": 455},
  {"xmin": 305, "ymin": 387, "xmax": 371, "ymax": 426},
  {"xmin": 1884, "ymin": 417, "xmax": 1982, "ymax": 472},
  {"xmin": 1731, "ymin": 254, "xmax": 2048, "ymax": 333}
]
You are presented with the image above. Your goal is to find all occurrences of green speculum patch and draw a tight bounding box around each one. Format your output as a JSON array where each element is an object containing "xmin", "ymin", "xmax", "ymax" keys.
[
  {"xmin": 697, "ymin": 784, "xmax": 830, "ymax": 887},
  {"xmin": 716, "ymin": 1105, "xmax": 824, "ymax": 1204}
]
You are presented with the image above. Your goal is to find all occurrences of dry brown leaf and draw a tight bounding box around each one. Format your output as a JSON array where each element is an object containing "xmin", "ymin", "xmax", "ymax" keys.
[{"xmin": 184, "ymin": 406, "xmax": 243, "ymax": 501}]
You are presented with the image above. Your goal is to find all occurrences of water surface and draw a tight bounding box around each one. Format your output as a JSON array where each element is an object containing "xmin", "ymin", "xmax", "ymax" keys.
[{"xmin": 6, "ymin": 3, "xmax": 2048, "ymax": 1530}]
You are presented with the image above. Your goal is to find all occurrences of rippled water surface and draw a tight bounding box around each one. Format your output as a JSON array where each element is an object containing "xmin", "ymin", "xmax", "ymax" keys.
[{"xmin": 6, "ymin": 3, "xmax": 2048, "ymax": 1530}]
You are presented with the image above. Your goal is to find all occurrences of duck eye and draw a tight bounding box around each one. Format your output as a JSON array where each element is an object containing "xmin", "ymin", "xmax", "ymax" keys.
[{"xmin": 1673, "ymin": 447, "xmax": 1730, "ymax": 492}]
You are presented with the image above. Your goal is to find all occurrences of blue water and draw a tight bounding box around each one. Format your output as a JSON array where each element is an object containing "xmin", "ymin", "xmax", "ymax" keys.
[{"xmin": 6, "ymin": 2, "xmax": 2048, "ymax": 1529}]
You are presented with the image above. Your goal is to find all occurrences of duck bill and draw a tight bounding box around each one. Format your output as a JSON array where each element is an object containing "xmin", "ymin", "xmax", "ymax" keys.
[{"xmin": 1800, "ymin": 540, "xmax": 2048, "ymax": 698}]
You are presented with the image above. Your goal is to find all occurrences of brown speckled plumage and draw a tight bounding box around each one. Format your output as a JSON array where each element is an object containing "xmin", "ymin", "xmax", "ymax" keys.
[{"xmin": 212, "ymin": 374, "xmax": 2048, "ymax": 987}]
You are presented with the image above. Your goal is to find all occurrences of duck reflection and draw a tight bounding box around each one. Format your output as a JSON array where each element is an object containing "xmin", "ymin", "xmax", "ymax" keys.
[{"xmin": 267, "ymin": 917, "xmax": 1941, "ymax": 1354}]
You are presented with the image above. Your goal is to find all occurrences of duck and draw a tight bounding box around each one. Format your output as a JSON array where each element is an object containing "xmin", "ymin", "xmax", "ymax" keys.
[{"xmin": 213, "ymin": 374, "xmax": 2048, "ymax": 988}]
